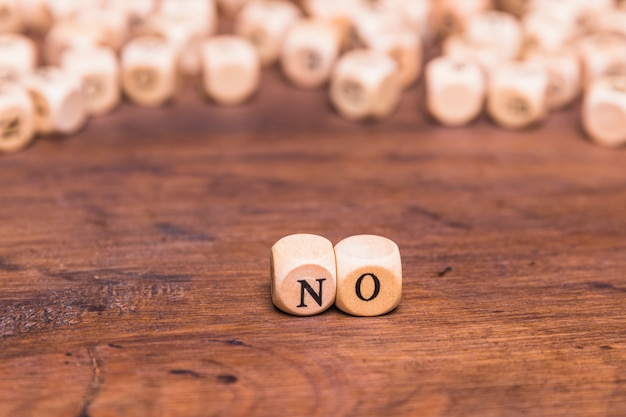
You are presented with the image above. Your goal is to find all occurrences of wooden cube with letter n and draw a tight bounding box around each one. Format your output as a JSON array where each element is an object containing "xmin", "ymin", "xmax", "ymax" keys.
[
  {"xmin": 334, "ymin": 235, "xmax": 402, "ymax": 317},
  {"xmin": 271, "ymin": 234, "xmax": 337, "ymax": 316}
]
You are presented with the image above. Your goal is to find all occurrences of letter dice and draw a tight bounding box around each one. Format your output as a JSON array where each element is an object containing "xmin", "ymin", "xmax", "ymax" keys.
[
  {"xmin": 0, "ymin": 0, "xmax": 22, "ymax": 34},
  {"xmin": 369, "ymin": 30, "xmax": 423, "ymax": 89},
  {"xmin": 523, "ymin": 47, "xmax": 580, "ymax": 110},
  {"xmin": 583, "ymin": 75, "xmax": 626, "ymax": 148},
  {"xmin": 271, "ymin": 234, "xmax": 337, "ymax": 316},
  {"xmin": 330, "ymin": 49, "xmax": 402, "ymax": 121},
  {"xmin": 61, "ymin": 46, "xmax": 120, "ymax": 116},
  {"xmin": 465, "ymin": 10, "xmax": 523, "ymax": 61},
  {"xmin": 0, "ymin": 34, "xmax": 37, "ymax": 83},
  {"xmin": 218, "ymin": 0, "xmax": 251, "ymax": 17},
  {"xmin": 235, "ymin": 0, "xmax": 301, "ymax": 66},
  {"xmin": 44, "ymin": 21, "xmax": 107, "ymax": 66},
  {"xmin": 22, "ymin": 67, "xmax": 87, "ymax": 135},
  {"xmin": 334, "ymin": 235, "xmax": 402, "ymax": 317},
  {"xmin": 432, "ymin": 0, "xmax": 492, "ymax": 38},
  {"xmin": 426, "ymin": 56, "xmax": 485, "ymax": 127},
  {"xmin": 160, "ymin": 0, "xmax": 217, "ymax": 37},
  {"xmin": 280, "ymin": 19, "xmax": 341, "ymax": 89},
  {"xmin": 121, "ymin": 37, "xmax": 178, "ymax": 107},
  {"xmin": 487, "ymin": 62, "xmax": 548, "ymax": 129},
  {"xmin": 0, "ymin": 84, "xmax": 36, "ymax": 153},
  {"xmin": 201, "ymin": 35, "xmax": 260, "ymax": 105},
  {"xmin": 578, "ymin": 34, "xmax": 626, "ymax": 89}
]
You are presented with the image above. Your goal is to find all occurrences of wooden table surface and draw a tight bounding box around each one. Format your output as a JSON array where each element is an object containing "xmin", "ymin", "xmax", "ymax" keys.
[{"xmin": 1, "ymin": 68, "xmax": 625, "ymax": 417}]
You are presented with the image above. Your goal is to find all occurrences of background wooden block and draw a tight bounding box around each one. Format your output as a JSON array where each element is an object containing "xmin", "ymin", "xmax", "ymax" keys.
[
  {"xmin": 465, "ymin": 10, "xmax": 523, "ymax": 61},
  {"xmin": 583, "ymin": 75, "xmax": 626, "ymax": 148},
  {"xmin": 121, "ymin": 36, "xmax": 178, "ymax": 107},
  {"xmin": 0, "ymin": 34, "xmax": 36, "ymax": 83},
  {"xmin": 44, "ymin": 21, "xmax": 107, "ymax": 66},
  {"xmin": 303, "ymin": 0, "xmax": 358, "ymax": 47},
  {"xmin": 22, "ymin": 67, "xmax": 87, "ymax": 135},
  {"xmin": 330, "ymin": 49, "xmax": 402, "ymax": 121},
  {"xmin": 442, "ymin": 34, "xmax": 502, "ymax": 75},
  {"xmin": 523, "ymin": 47, "xmax": 580, "ymax": 110},
  {"xmin": 271, "ymin": 234, "xmax": 337, "ymax": 316},
  {"xmin": 369, "ymin": 30, "xmax": 423, "ymax": 89},
  {"xmin": 487, "ymin": 62, "xmax": 548, "ymax": 129},
  {"xmin": 280, "ymin": 19, "xmax": 341, "ymax": 89},
  {"xmin": 217, "ymin": 0, "xmax": 251, "ymax": 17},
  {"xmin": 0, "ymin": 84, "xmax": 35, "ymax": 153},
  {"xmin": 522, "ymin": 10, "xmax": 575, "ymax": 53},
  {"xmin": 577, "ymin": 34, "xmax": 626, "ymax": 90},
  {"xmin": 201, "ymin": 35, "xmax": 260, "ymax": 105},
  {"xmin": 335, "ymin": 235, "xmax": 402, "ymax": 317},
  {"xmin": 136, "ymin": 14, "xmax": 206, "ymax": 77},
  {"xmin": 72, "ymin": 9, "xmax": 130, "ymax": 52},
  {"xmin": 234, "ymin": 0, "xmax": 301, "ymax": 66},
  {"xmin": 431, "ymin": 0, "xmax": 492, "ymax": 38},
  {"xmin": 0, "ymin": 0, "xmax": 23, "ymax": 34},
  {"xmin": 426, "ymin": 56, "xmax": 485, "ymax": 127},
  {"xmin": 61, "ymin": 46, "xmax": 120, "ymax": 116},
  {"xmin": 159, "ymin": 0, "xmax": 218, "ymax": 37},
  {"xmin": 18, "ymin": 0, "xmax": 52, "ymax": 34}
]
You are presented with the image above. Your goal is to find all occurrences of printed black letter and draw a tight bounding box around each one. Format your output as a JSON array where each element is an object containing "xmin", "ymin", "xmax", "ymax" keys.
[
  {"xmin": 355, "ymin": 273, "xmax": 380, "ymax": 302},
  {"xmin": 297, "ymin": 278, "xmax": 326, "ymax": 308}
]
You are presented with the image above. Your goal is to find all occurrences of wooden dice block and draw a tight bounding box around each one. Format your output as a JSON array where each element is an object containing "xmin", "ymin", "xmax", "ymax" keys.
[
  {"xmin": 487, "ymin": 63, "xmax": 548, "ymax": 129},
  {"xmin": 280, "ymin": 19, "xmax": 341, "ymax": 89},
  {"xmin": 369, "ymin": 30, "xmax": 422, "ymax": 88},
  {"xmin": 73, "ymin": 9, "xmax": 130, "ymax": 52},
  {"xmin": 137, "ymin": 15, "xmax": 206, "ymax": 76},
  {"xmin": 0, "ymin": 34, "xmax": 37, "ymax": 83},
  {"xmin": 578, "ymin": 34, "xmax": 626, "ymax": 89},
  {"xmin": 18, "ymin": 0, "xmax": 53, "ymax": 34},
  {"xmin": 334, "ymin": 235, "xmax": 402, "ymax": 317},
  {"xmin": 0, "ymin": 0, "xmax": 22, "ymax": 33},
  {"xmin": 432, "ymin": 0, "xmax": 492, "ymax": 38},
  {"xmin": 160, "ymin": 0, "xmax": 218, "ymax": 36},
  {"xmin": 442, "ymin": 34, "xmax": 503, "ymax": 76},
  {"xmin": 465, "ymin": 10, "xmax": 523, "ymax": 61},
  {"xmin": 271, "ymin": 234, "xmax": 337, "ymax": 316},
  {"xmin": 100, "ymin": 0, "xmax": 156, "ymax": 28},
  {"xmin": 373, "ymin": 0, "xmax": 432, "ymax": 35},
  {"xmin": 330, "ymin": 49, "xmax": 401, "ymax": 121},
  {"xmin": 121, "ymin": 37, "xmax": 178, "ymax": 107},
  {"xmin": 46, "ymin": 0, "xmax": 97, "ymax": 21},
  {"xmin": 61, "ymin": 46, "xmax": 120, "ymax": 116},
  {"xmin": 523, "ymin": 47, "xmax": 580, "ymax": 110},
  {"xmin": 496, "ymin": 0, "xmax": 529, "ymax": 17},
  {"xmin": 426, "ymin": 56, "xmax": 485, "ymax": 126},
  {"xmin": 583, "ymin": 75, "xmax": 626, "ymax": 148},
  {"xmin": 526, "ymin": 0, "xmax": 586, "ymax": 39},
  {"xmin": 44, "ymin": 21, "xmax": 107, "ymax": 66},
  {"xmin": 303, "ymin": 0, "xmax": 359, "ymax": 50},
  {"xmin": 522, "ymin": 10, "xmax": 576, "ymax": 53},
  {"xmin": 570, "ymin": 0, "xmax": 614, "ymax": 33},
  {"xmin": 218, "ymin": 0, "xmax": 251, "ymax": 17},
  {"xmin": 350, "ymin": 2, "xmax": 405, "ymax": 48},
  {"xmin": 0, "ymin": 84, "xmax": 35, "ymax": 153},
  {"xmin": 235, "ymin": 0, "xmax": 302, "ymax": 66},
  {"xmin": 22, "ymin": 67, "xmax": 87, "ymax": 135},
  {"xmin": 597, "ymin": 9, "xmax": 626, "ymax": 38},
  {"xmin": 201, "ymin": 36, "xmax": 260, "ymax": 105}
]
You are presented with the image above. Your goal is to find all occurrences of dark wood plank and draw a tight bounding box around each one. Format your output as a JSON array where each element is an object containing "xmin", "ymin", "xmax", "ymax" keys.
[{"xmin": 1, "ymin": 69, "xmax": 625, "ymax": 417}]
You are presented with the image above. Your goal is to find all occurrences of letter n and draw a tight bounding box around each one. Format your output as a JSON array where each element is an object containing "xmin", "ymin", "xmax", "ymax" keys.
[{"xmin": 297, "ymin": 278, "xmax": 326, "ymax": 308}]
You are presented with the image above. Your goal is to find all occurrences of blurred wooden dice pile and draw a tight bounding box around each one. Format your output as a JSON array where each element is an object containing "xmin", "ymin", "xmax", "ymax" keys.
[{"xmin": 0, "ymin": 0, "xmax": 625, "ymax": 154}]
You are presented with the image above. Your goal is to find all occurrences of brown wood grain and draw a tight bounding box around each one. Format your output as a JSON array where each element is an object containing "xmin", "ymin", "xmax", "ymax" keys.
[{"xmin": 0, "ymin": 69, "xmax": 625, "ymax": 417}]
